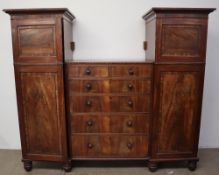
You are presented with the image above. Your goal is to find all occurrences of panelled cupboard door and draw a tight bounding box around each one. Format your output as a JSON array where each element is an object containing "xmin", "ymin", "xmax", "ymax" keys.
[
  {"xmin": 14, "ymin": 65, "xmax": 67, "ymax": 161},
  {"xmin": 151, "ymin": 64, "xmax": 205, "ymax": 159},
  {"xmin": 11, "ymin": 16, "xmax": 63, "ymax": 64}
]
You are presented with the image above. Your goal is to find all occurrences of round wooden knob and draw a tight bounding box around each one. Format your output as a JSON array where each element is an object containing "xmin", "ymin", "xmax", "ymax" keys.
[
  {"xmin": 87, "ymin": 120, "xmax": 93, "ymax": 126},
  {"xmin": 127, "ymin": 84, "xmax": 133, "ymax": 90},
  {"xmin": 87, "ymin": 143, "xmax": 94, "ymax": 149},
  {"xmin": 127, "ymin": 142, "xmax": 133, "ymax": 149},
  {"xmin": 128, "ymin": 68, "xmax": 134, "ymax": 75},
  {"xmin": 128, "ymin": 100, "xmax": 133, "ymax": 107},
  {"xmin": 86, "ymin": 83, "xmax": 92, "ymax": 90},
  {"xmin": 126, "ymin": 120, "xmax": 133, "ymax": 127},
  {"xmin": 86, "ymin": 100, "xmax": 92, "ymax": 107},
  {"xmin": 85, "ymin": 68, "xmax": 91, "ymax": 75}
]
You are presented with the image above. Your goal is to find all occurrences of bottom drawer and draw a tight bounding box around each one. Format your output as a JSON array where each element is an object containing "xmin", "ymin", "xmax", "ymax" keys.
[{"xmin": 71, "ymin": 135, "xmax": 148, "ymax": 158}]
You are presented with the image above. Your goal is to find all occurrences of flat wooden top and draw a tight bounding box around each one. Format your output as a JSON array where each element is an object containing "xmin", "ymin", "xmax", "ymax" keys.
[
  {"xmin": 3, "ymin": 8, "xmax": 75, "ymax": 20},
  {"xmin": 143, "ymin": 7, "xmax": 216, "ymax": 20},
  {"xmin": 65, "ymin": 59, "xmax": 154, "ymax": 64}
]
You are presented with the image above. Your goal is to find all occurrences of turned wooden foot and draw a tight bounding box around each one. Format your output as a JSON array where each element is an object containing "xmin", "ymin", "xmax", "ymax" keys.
[
  {"xmin": 188, "ymin": 160, "xmax": 197, "ymax": 171},
  {"xmin": 148, "ymin": 161, "xmax": 158, "ymax": 172},
  {"xmin": 22, "ymin": 160, "xmax": 32, "ymax": 171},
  {"xmin": 63, "ymin": 160, "xmax": 72, "ymax": 172}
]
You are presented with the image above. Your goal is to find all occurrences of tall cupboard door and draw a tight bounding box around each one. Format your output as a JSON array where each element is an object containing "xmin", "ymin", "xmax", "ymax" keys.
[
  {"xmin": 15, "ymin": 65, "xmax": 67, "ymax": 161},
  {"xmin": 151, "ymin": 64, "xmax": 205, "ymax": 159}
]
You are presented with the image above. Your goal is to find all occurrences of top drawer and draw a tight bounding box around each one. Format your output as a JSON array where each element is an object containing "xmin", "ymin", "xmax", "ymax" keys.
[
  {"xmin": 111, "ymin": 65, "xmax": 153, "ymax": 78},
  {"xmin": 68, "ymin": 65, "xmax": 109, "ymax": 78}
]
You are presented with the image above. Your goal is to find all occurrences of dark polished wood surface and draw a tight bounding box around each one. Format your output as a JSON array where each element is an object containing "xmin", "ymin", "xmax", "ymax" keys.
[
  {"xmin": 4, "ymin": 8, "xmax": 75, "ymax": 172},
  {"xmin": 66, "ymin": 63, "xmax": 153, "ymax": 159},
  {"xmin": 143, "ymin": 7, "xmax": 215, "ymax": 172},
  {"xmin": 4, "ymin": 7, "xmax": 215, "ymax": 172}
]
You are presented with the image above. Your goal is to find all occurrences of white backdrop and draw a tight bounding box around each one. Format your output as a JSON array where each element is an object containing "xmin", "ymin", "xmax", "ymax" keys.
[{"xmin": 0, "ymin": 0, "xmax": 218, "ymax": 149}]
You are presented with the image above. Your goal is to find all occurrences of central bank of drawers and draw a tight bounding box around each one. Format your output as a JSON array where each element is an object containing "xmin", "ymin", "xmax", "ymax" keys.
[{"xmin": 67, "ymin": 63, "xmax": 153, "ymax": 158}]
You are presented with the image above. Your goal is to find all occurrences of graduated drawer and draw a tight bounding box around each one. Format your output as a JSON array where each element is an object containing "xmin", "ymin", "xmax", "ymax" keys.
[
  {"xmin": 68, "ymin": 65, "xmax": 109, "ymax": 78},
  {"xmin": 71, "ymin": 135, "xmax": 148, "ymax": 158},
  {"xmin": 110, "ymin": 65, "xmax": 153, "ymax": 77},
  {"xmin": 69, "ymin": 79, "xmax": 151, "ymax": 93},
  {"xmin": 70, "ymin": 95, "xmax": 151, "ymax": 113},
  {"xmin": 69, "ymin": 80, "xmax": 110, "ymax": 93},
  {"xmin": 110, "ymin": 79, "xmax": 151, "ymax": 93},
  {"xmin": 71, "ymin": 114, "xmax": 150, "ymax": 133}
]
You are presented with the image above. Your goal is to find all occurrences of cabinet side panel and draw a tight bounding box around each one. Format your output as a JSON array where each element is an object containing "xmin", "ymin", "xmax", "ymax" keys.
[
  {"xmin": 63, "ymin": 18, "xmax": 73, "ymax": 61},
  {"xmin": 146, "ymin": 17, "xmax": 156, "ymax": 61}
]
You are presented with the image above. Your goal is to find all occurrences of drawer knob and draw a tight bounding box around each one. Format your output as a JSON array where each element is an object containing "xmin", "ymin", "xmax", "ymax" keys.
[
  {"xmin": 85, "ymin": 68, "xmax": 91, "ymax": 75},
  {"xmin": 87, "ymin": 120, "xmax": 94, "ymax": 126},
  {"xmin": 127, "ymin": 84, "xmax": 133, "ymax": 90},
  {"xmin": 127, "ymin": 142, "xmax": 133, "ymax": 149},
  {"xmin": 86, "ymin": 100, "xmax": 92, "ymax": 107},
  {"xmin": 128, "ymin": 100, "xmax": 133, "ymax": 107},
  {"xmin": 126, "ymin": 120, "xmax": 133, "ymax": 127},
  {"xmin": 128, "ymin": 68, "xmax": 134, "ymax": 75},
  {"xmin": 86, "ymin": 83, "xmax": 92, "ymax": 90},
  {"xmin": 87, "ymin": 143, "xmax": 94, "ymax": 149}
]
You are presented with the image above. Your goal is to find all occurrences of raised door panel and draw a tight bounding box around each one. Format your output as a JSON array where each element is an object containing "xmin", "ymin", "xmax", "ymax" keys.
[
  {"xmin": 15, "ymin": 65, "xmax": 67, "ymax": 161},
  {"xmin": 152, "ymin": 64, "xmax": 204, "ymax": 159},
  {"xmin": 18, "ymin": 26, "xmax": 56, "ymax": 57},
  {"xmin": 12, "ymin": 17, "xmax": 63, "ymax": 64},
  {"xmin": 156, "ymin": 18, "xmax": 207, "ymax": 62}
]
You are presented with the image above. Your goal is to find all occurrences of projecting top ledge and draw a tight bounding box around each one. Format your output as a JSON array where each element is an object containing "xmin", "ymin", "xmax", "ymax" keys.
[
  {"xmin": 143, "ymin": 7, "xmax": 216, "ymax": 20},
  {"xmin": 3, "ymin": 8, "xmax": 75, "ymax": 20}
]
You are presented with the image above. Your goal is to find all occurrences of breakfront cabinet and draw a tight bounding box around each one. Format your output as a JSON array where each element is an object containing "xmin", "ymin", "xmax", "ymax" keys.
[{"xmin": 4, "ymin": 7, "xmax": 215, "ymax": 172}]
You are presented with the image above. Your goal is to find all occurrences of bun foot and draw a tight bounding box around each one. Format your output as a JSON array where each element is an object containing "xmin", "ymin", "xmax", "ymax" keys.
[
  {"xmin": 22, "ymin": 160, "xmax": 32, "ymax": 171},
  {"xmin": 188, "ymin": 160, "xmax": 197, "ymax": 171},
  {"xmin": 63, "ymin": 160, "xmax": 72, "ymax": 172},
  {"xmin": 148, "ymin": 161, "xmax": 158, "ymax": 172}
]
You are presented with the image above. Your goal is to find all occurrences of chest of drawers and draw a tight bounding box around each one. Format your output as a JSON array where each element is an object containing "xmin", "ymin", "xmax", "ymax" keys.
[{"xmin": 66, "ymin": 62, "xmax": 153, "ymax": 158}]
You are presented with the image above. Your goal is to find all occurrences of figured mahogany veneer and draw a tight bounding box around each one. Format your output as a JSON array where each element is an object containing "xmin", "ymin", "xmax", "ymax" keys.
[
  {"xmin": 143, "ymin": 7, "xmax": 215, "ymax": 63},
  {"xmin": 143, "ymin": 7, "xmax": 215, "ymax": 172},
  {"xmin": 66, "ymin": 62, "xmax": 153, "ymax": 160},
  {"xmin": 4, "ymin": 8, "xmax": 75, "ymax": 172},
  {"xmin": 4, "ymin": 7, "xmax": 215, "ymax": 172},
  {"xmin": 71, "ymin": 135, "xmax": 148, "ymax": 158}
]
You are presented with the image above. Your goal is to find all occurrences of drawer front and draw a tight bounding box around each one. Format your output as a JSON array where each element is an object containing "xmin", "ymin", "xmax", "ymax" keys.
[
  {"xmin": 68, "ymin": 65, "xmax": 109, "ymax": 78},
  {"xmin": 70, "ymin": 96, "xmax": 110, "ymax": 113},
  {"xmin": 71, "ymin": 135, "xmax": 148, "ymax": 157},
  {"xmin": 110, "ymin": 80, "xmax": 151, "ymax": 93},
  {"xmin": 70, "ymin": 96, "xmax": 151, "ymax": 113},
  {"xmin": 110, "ymin": 96, "xmax": 151, "ymax": 112},
  {"xmin": 71, "ymin": 114, "xmax": 150, "ymax": 133},
  {"xmin": 111, "ymin": 65, "xmax": 152, "ymax": 77},
  {"xmin": 69, "ymin": 80, "xmax": 110, "ymax": 93}
]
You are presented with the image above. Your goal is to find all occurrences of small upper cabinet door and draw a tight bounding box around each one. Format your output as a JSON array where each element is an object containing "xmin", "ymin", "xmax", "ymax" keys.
[
  {"xmin": 11, "ymin": 17, "xmax": 62, "ymax": 64},
  {"xmin": 15, "ymin": 65, "xmax": 67, "ymax": 161},
  {"xmin": 156, "ymin": 18, "xmax": 207, "ymax": 62},
  {"xmin": 152, "ymin": 64, "xmax": 204, "ymax": 159},
  {"xmin": 143, "ymin": 8, "xmax": 215, "ymax": 63}
]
